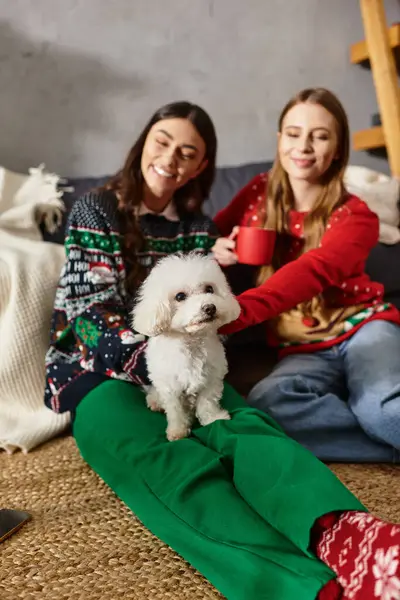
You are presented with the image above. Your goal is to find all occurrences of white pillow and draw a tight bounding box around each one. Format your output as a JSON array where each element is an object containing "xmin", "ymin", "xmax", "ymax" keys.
[{"xmin": 344, "ymin": 165, "xmax": 400, "ymax": 245}]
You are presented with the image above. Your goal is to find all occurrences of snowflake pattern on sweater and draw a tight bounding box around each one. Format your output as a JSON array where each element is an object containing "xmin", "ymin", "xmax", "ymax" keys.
[{"xmin": 44, "ymin": 190, "xmax": 219, "ymax": 414}]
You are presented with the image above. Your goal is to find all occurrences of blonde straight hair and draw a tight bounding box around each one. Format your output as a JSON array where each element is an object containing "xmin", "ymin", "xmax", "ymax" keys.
[{"xmin": 257, "ymin": 88, "xmax": 350, "ymax": 286}]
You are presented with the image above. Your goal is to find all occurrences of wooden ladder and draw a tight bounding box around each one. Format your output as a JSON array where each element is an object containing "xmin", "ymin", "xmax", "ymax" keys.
[{"xmin": 350, "ymin": 0, "xmax": 400, "ymax": 177}]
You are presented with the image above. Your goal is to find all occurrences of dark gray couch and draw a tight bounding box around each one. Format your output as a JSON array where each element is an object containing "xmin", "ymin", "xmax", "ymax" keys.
[{"xmin": 45, "ymin": 161, "xmax": 400, "ymax": 395}]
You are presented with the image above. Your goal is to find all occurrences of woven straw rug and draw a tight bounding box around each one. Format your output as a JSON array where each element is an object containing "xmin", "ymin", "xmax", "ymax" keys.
[{"xmin": 1, "ymin": 435, "xmax": 399, "ymax": 600}]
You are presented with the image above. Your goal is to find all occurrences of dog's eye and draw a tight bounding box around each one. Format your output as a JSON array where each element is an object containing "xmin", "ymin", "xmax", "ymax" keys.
[
  {"xmin": 204, "ymin": 285, "xmax": 214, "ymax": 294},
  {"xmin": 175, "ymin": 292, "xmax": 187, "ymax": 302}
]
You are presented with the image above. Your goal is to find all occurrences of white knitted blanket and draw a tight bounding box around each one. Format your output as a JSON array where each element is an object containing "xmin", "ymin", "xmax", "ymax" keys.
[{"xmin": 0, "ymin": 165, "xmax": 70, "ymax": 453}]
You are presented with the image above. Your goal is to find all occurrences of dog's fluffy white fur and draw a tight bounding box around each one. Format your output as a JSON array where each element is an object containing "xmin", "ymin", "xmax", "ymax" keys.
[{"xmin": 132, "ymin": 252, "xmax": 241, "ymax": 441}]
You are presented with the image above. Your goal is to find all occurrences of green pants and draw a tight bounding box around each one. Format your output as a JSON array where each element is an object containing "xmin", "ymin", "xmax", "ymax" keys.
[{"xmin": 73, "ymin": 380, "xmax": 364, "ymax": 600}]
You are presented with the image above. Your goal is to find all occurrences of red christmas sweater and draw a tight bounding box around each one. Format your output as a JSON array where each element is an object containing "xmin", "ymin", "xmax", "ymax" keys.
[{"xmin": 215, "ymin": 173, "xmax": 400, "ymax": 356}]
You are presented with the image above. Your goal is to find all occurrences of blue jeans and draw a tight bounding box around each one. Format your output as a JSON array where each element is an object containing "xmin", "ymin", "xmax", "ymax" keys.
[{"xmin": 247, "ymin": 320, "xmax": 400, "ymax": 463}]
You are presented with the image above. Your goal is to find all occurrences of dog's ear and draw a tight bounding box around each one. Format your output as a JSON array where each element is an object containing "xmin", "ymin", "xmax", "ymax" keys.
[
  {"xmin": 220, "ymin": 291, "xmax": 241, "ymax": 326},
  {"xmin": 215, "ymin": 273, "xmax": 241, "ymax": 326},
  {"xmin": 132, "ymin": 290, "xmax": 172, "ymax": 337}
]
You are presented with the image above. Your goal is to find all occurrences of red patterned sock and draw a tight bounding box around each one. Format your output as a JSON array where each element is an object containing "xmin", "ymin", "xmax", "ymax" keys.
[{"xmin": 313, "ymin": 511, "xmax": 400, "ymax": 600}]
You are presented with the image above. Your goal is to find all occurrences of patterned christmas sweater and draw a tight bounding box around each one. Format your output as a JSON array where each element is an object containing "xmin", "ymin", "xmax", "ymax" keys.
[
  {"xmin": 217, "ymin": 173, "xmax": 400, "ymax": 354},
  {"xmin": 44, "ymin": 190, "xmax": 218, "ymax": 414}
]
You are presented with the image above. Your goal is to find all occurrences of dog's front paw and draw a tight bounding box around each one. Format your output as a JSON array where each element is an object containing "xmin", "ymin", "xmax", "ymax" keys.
[
  {"xmin": 217, "ymin": 409, "xmax": 231, "ymax": 421},
  {"xmin": 200, "ymin": 409, "xmax": 231, "ymax": 426},
  {"xmin": 146, "ymin": 389, "xmax": 164, "ymax": 412},
  {"xmin": 166, "ymin": 426, "xmax": 191, "ymax": 441},
  {"xmin": 147, "ymin": 398, "xmax": 164, "ymax": 412}
]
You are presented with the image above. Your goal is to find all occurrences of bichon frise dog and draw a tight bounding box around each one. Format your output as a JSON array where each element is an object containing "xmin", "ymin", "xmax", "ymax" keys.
[{"xmin": 132, "ymin": 252, "xmax": 241, "ymax": 441}]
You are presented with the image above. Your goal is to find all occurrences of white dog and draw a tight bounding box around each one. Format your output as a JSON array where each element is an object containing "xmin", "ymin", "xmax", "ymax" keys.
[{"xmin": 132, "ymin": 252, "xmax": 241, "ymax": 441}]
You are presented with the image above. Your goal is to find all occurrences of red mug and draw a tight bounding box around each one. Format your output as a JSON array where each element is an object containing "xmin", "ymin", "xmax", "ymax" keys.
[{"xmin": 235, "ymin": 226, "xmax": 276, "ymax": 266}]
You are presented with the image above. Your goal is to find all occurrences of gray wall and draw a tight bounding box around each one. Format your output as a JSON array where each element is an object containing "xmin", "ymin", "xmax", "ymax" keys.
[{"xmin": 0, "ymin": 0, "xmax": 399, "ymax": 177}]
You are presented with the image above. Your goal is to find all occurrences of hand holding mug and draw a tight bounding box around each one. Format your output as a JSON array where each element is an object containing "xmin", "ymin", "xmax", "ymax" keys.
[{"xmin": 211, "ymin": 227, "xmax": 239, "ymax": 266}]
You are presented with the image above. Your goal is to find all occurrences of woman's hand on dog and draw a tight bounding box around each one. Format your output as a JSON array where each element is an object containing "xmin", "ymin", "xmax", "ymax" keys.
[{"xmin": 212, "ymin": 227, "xmax": 239, "ymax": 266}]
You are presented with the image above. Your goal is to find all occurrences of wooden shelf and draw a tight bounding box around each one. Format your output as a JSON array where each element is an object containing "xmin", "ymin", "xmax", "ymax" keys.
[
  {"xmin": 350, "ymin": 22, "xmax": 400, "ymax": 64},
  {"xmin": 352, "ymin": 126, "xmax": 385, "ymax": 151}
]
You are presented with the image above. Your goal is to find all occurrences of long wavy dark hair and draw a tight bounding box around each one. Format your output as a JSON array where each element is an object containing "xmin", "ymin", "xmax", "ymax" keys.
[{"xmin": 102, "ymin": 101, "xmax": 217, "ymax": 293}]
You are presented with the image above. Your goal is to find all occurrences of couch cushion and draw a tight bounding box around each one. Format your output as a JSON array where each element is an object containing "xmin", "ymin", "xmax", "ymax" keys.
[
  {"xmin": 366, "ymin": 242, "xmax": 400, "ymax": 309},
  {"xmin": 205, "ymin": 161, "xmax": 271, "ymax": 218}
]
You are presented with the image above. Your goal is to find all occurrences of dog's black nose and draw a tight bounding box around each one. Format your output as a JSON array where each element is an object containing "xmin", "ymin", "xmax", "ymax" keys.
[{"xmin": 203, "ymin": 303, "xmax": 216, "ymax": 317}]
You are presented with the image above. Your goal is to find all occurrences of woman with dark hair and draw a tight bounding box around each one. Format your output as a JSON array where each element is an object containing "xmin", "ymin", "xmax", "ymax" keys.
[
  {"xmin": 103, "ymin": 101, "xmax": 217, "ymax": 293},
  {"xmin": 44, "ymin": 100, "xmax": 399, "ymax": 600},
  {"xmin": 45, "ymin": 101, "xmax": 218, "ymax": 409}
]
